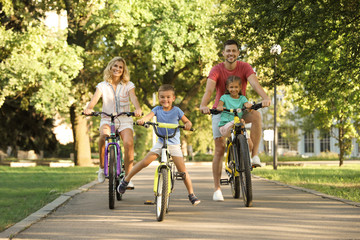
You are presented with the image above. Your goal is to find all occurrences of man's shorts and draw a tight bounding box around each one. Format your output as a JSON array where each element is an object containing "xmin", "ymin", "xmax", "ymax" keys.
[
  {"xmin": 150, "ymin": 141, "xmax": 183, "ymax": 157},
  {"xmin": 100, "ymin": 116, "xmax": 134, "ymax": 132},
  {"xmin": 212, "ymin": 113, "xmax": 222, "ymax": 139}
]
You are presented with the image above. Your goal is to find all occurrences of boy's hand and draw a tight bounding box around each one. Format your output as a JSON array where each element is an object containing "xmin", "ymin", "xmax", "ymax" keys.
[
  {"xmin": 184, "ymin": 121, "xmax": 192, "ymax": 131},
  {"xmin": 137, "ymin": 119, "xmax": 145, "ymax": 125}
]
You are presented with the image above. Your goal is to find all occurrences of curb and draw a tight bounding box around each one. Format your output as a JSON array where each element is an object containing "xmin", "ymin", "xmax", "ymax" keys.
[
  {"xmin": 253, "ymin": 175, "xmax": 360, "ymax": 207},
  {"xmin": 0, "ymin": 181, "xmax": 98, "ymax": 240}
]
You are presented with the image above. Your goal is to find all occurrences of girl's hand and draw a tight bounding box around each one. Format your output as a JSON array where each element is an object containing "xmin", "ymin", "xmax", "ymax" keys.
[
  {"xmin": 216, "ymin": 106, "xmax": 224, "ymax": 111},
  {"xmin": 134, "ymin": 109, "xmax": 142, "ymax": 117},
  {"xmin": 184, "ymin": 121, "xmax": 192, "ymax": 131}
]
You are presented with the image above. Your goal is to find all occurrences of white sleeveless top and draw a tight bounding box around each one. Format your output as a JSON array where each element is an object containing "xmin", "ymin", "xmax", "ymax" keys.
[{"xmin": 96, "ymin": 81, "xmax": 135, "ymax": 117}]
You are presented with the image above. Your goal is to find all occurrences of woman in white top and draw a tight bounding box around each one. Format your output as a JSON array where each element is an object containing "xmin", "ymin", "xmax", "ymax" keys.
[{"xmin": 84, "ymin": 57, "xmax": 142, "ymax": 185}]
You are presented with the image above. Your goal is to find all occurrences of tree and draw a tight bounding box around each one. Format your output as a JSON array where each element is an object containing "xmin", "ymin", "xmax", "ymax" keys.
[{"xmin": 221, "ymin": 0, "xmax": 360, "ymax": 165}]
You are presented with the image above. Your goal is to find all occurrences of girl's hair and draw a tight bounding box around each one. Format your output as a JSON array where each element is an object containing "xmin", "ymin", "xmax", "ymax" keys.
[
  {"xmin": 224, "ymin": 75, "xmax": 242, "ymax": 95},
  {"xmin": 103, "ymin": 57, "xmax": 130, "ymax": 84}
]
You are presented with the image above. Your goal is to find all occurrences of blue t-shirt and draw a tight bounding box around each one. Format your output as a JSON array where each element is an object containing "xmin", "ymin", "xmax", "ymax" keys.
[
  {"xmin": 218, "ymin": 94, "xmax": 248, "ymax": 127},
  {"xmin": 152, "ymin": 106, "xmax": 184, "ymax": 145}
]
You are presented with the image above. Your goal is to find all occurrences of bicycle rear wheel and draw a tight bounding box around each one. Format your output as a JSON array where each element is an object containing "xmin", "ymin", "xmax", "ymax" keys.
[
  {"xmin": 108, "ymin": 145, "xmax": 116, "ymax": 209},
  {"xmin": 228, "ymin": 144, "xmax": 240, "ymax": 198},
  {"xmin": 156, "ymin": 167, "xmax": 169, "ymax": 221},
  {"xmin": 237, "ymin": 134, "xmax": 253, "ymax": 207}
]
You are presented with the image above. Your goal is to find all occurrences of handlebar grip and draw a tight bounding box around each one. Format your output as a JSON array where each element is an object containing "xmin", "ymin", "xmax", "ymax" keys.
[{"xmin": 252, "ymin": 103, "xmax": 263, "ymax": 110}]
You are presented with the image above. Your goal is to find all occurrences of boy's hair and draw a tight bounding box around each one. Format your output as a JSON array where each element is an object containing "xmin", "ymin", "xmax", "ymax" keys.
[
  {"xmin": 103, "ymin": 56, "xmax": 130, "ymax": 84},
  {"xmin": 223, "ymin": 40, "xmax": 239, "ymax": 50},
  {"xmin": 158, "ymin": 84, "xmax": 175, "ymax": 94},
  {"xmin": 224, "ymin": 75, "xmax": 242, "ymax": 95}
]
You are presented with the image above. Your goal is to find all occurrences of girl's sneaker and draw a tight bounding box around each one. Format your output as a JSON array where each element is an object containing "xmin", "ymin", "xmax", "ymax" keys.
[{"xmin": 188, "ymin": 193, "xmax": 201, "ymax": 206}]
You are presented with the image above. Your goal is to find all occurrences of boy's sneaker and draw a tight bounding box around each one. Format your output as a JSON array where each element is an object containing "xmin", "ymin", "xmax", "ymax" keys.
[
  {"xmin": 213, "ymin": 189, "xmax": 224, "ymax": 202},
  {"xmin": 97, "ymin": 168, "xmax": 105, "ymax": 183},
  {"xmin": 188, "ymin": 193, "xmax": 201, "ymax": 206},
  {"xmin": 127, "ymin": 180, "xmax": 135, "ymax": 190},
  {"xmin": 117, "ymin": 179, "xmax": 129, "ymax": 194},
  {"xmin": 251, "ymin": 155, "xmax": 263, "ymax": 167}
]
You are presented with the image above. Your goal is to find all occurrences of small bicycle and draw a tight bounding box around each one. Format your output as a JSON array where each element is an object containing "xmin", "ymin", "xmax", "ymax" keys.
[
  {"xmin": 135, "ymin": 122, "xmax": 192, "ymax": 221},
  {"xmin": 83, "ymin": 111, "xmax": 135, "ymax": 209},
  {"xmin": 210, "ymin": 103, "xmax": 263, "ymax": 207}
]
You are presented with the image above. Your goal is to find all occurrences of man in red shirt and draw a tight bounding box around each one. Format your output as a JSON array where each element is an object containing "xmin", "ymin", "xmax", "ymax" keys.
[{"xmin": 200, "ymin": 40, "xmax": 271, "ymax": 201}]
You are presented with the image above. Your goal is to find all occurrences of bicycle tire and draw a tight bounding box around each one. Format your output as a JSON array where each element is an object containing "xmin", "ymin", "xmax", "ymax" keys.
[
  {"xmin": 228, "ymin": 144, "xmax": 240, "ymax": 198},
  {"xmin": 156, "ymin": 167, "xmax": 168, "ymax": 221},
  {"xmin": 237, "ymin": 134, "xmax": 253, "ymax": 207},
  {"xmin": 108, "ymin": 145, "xmax": 116, "ymax": 209}
]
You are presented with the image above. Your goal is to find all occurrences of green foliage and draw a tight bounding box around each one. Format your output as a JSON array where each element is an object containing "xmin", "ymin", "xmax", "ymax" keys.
[
  {"xmin": 0, "ymin": 98, "xmax": 58, "ymax": 155},
  {"xmin": 0, "ymin": 25, "xmax": 83, "ymax": 116}
]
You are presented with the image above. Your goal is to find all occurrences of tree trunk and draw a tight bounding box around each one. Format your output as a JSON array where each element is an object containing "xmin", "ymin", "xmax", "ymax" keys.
[{"xmin": 70, "ymin": 105, "xmax": 92, "ymax": 166}]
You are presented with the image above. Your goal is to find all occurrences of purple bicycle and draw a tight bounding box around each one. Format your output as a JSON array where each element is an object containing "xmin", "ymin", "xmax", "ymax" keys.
[{"xmin": 83, "ymin": 111, "xmax": 135, "ymax": 209}]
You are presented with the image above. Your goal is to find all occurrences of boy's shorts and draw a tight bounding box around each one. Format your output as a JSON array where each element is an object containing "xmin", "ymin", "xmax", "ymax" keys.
[
  {"xmin": 150, "ymin": 141, "xmax": 183, "ymax": 157},
  {"xmin": 100, "ymin": 116, "xmax": 134, "ymax": 132}
]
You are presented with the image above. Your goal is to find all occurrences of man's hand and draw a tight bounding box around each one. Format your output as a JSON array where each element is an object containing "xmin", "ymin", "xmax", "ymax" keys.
[
  {"xmin": 83, "ymin": 108, "xmax": 93, "ymax": 115},
  {"xmin": 261, "ymin": 98, "xmax": 271, "ymax": 107},
  {"xmin": 200, "ymin": 105, "xmax": 210, "ymax": 114}
]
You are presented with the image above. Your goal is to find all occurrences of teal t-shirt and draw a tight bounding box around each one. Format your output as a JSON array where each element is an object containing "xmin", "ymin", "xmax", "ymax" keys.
[{"xmin": 218, "ymin": 94, "xmax": 248, "ymax": 127}]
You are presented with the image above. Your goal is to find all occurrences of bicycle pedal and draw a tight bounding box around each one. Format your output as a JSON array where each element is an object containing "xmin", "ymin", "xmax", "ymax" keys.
[
  {"xmin": 144, "ymin": 200, "xmax": 154, "ymax": 205},
  {"xmin": 175, "ymin": 172, "xmax": 186, "ymax": 180},
  {"xmin": 220, "ymin": 179, "xmax": 229, "ymax": 185}
]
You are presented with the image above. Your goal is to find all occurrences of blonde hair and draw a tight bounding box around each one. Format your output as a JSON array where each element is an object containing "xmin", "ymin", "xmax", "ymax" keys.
[{"xmin": 103, "ymin": 57, "xmax": 130, "ymax": 84}]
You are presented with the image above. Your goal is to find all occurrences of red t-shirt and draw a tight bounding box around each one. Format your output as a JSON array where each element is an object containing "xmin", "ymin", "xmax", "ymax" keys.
[{"xmin": 208, "ymin": 61, "xmax": 255, "ymax": 108}]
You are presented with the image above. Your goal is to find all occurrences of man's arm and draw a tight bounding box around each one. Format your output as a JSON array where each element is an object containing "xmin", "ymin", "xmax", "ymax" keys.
[
  {"xmin": 247, "ymin": 73, "xmax": 271, "ymax": 107},
  {"xmin": 200, "ymin": 78, "xmax": 216, "ymax": 114}
]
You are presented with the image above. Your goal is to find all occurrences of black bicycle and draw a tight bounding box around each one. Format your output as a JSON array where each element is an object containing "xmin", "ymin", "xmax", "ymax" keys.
[{"xmin": 211, "ymin": 103, "xmax": 263, "ymax": 207}]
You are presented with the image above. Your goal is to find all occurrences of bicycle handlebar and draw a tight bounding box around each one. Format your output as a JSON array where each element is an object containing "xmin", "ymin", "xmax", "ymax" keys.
[
  {"xmin": 209, "ymin": 103, "xmax": 263, "ymax": 115},
  {"xmin": 134, "ymin": 121, "xmax": 194, "ymax": 139},
  {"xmin": 82, "ymin": 111, "xmax": 136, "ymax": 117}
]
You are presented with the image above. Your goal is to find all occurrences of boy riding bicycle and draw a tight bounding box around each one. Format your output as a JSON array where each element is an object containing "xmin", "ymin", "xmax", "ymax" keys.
[{"xmin": 117, "ymin": 84, "xmax": 201, "ymax": 206}]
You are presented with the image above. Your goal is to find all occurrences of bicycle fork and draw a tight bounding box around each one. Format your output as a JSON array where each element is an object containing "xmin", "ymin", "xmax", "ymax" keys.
[{"xmin": 104, "ymin": 138, "xmax": 122, "ymax": 177}]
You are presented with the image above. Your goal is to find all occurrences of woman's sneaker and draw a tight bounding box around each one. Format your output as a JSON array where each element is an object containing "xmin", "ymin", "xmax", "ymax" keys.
[
  {"xmin": 127, "ymin": 180, "xmax": 135, "ymax": 190},
  {"xmin": 97, "ymin": 168, "xmax": 105, "ymax": 183},
  {"xmin": 117, "ymin": 179, "xmax": 129, "ymax": 194},
  {"xmin": 188, "ymin": 193, "xmax": 201, "ymax": 206}
]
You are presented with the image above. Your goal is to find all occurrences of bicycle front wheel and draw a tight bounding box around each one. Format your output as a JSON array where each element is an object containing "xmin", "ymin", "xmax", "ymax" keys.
[
  {"xmin": 156, "ymin": 167, "xmax": 169, "ymax": 221},
  {"xmin": 237, "ymin": 134, "xmax": 253, "ymax": 207},
  {"xmin": 229, "ymin": 144, "xmax": 240, "ymax": 198},
  {"xmin": 108, "ymin": 145, "xmax": 116, "ymax": 209}
]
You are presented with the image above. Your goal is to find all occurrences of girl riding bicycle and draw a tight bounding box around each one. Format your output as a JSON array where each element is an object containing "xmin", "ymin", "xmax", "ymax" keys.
[
  {"xmin": 118, "ymin": 84, "xmax": 200, "ymax": 206},
  {"xmin": 216, "ymin": 76, "xmax": 253, "ymax": 150},
  {"xmin": 84, "ymin": 57, "xmax": 142, "ymax": 185}
]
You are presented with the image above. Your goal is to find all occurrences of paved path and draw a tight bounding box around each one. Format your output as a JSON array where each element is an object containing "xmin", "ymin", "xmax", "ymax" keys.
[{"xmin": 2, "ymin": 163, "xmax": 360, "ymax": 239}]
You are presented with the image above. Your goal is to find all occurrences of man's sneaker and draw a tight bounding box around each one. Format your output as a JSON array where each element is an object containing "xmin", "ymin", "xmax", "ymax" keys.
[
  {"xmin": 213, "ymin": 189, "xmax": 224, "ymax": 202},
  {"xmin": 117, "ymin": 179, "xmax": 129, "ymax": 194},
  {"xmin": 127, "ymin": 180, "xmax": 135, "ymax": 190},
  {"xmin": 97, "ymin": 168, "xmax": 105, "ymax": 183},
  {"xmin": 188, "ymin": 193, "xmax": 201, "ymax": 206},
  {"xmin": 251, "ymin": 155, "xmax": 263, "ymax": 167}
]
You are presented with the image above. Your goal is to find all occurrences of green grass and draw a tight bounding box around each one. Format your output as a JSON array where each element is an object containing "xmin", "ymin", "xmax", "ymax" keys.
[
  {"xmin": 0, "ymin": 166, "xmax": 97, "ymax": 232},
  {"xmin": 253, "ymin": 164, "xmax": 360, "ymax": 203}
]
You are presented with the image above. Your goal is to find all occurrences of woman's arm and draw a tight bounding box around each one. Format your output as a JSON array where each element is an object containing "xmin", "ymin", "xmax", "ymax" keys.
[{"xmin": 129, "ymin": 88, "xmax": 142, "ymax": 117}]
